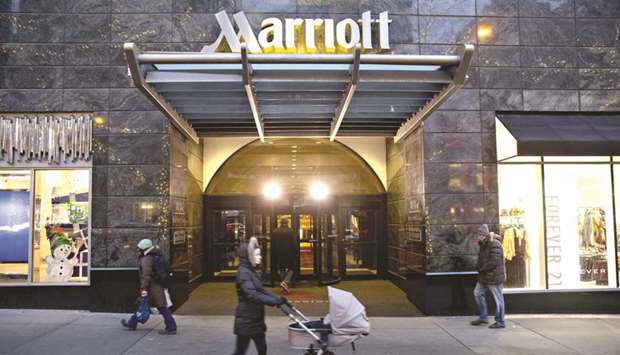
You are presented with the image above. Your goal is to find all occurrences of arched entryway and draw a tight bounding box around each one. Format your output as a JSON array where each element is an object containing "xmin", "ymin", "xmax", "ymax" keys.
[{"xmin": 203, "ymin": 138, "xmax": 386, "ymax": 286}]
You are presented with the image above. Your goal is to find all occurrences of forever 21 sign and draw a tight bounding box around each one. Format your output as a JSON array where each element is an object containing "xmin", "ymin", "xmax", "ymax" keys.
[{"xmin": 202, "ymin": 11, "xmax": 391, "ymax": 54}]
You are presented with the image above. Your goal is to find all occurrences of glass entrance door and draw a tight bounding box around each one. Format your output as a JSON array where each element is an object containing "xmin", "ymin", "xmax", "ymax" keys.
[
  {"xmin": 268, "ymin": 205, "xmax": 341, "ymax": 285},
  {"xmin": 318, "ymin": 209, "xmax": 341, "ymax": 285},
  {"xmin": 342, "ymin": 207, "xmax": 378, "ymax": 276},
  {"xmin": 211, "ymin": 209, "xmax": 248, "ymax": 277}
]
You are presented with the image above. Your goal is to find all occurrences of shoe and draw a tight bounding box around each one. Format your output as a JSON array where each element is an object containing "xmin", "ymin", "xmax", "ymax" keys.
[
  {"xmin": 280, "ymin": 281, "xmax": 290, "ymax": 294},
  {"xmin": 121, "ymin": 319, "xmax": 136, "ymax": 330},
  {"xmin": 158, "ymin": 329, "xmax": 177, "ymax": 335},
  {"xmin": 489, "ymin": 323, "xmax": 505, "ymax": 329},
  {"xmin": 470, "ymin": 319, "xmax": 489, "ymax": 326}
]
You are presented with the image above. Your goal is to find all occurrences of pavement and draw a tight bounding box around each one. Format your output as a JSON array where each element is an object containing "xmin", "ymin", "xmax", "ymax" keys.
[
  {"xmin": 1, "ymin": 310, "xmax": 620, "ymax": 355},
  {"xmin": 176, "ymin": 280, "xmax": 424, "ymax": 317}
]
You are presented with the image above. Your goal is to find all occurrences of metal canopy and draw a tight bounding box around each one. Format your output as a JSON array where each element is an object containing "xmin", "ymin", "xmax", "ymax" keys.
[{"xmin": 124, "ymin": 43, "xmax": 474, "ymax": 144}]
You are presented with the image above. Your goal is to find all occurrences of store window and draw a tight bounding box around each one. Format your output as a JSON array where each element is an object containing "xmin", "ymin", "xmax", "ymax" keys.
[
  {"xmin": 0, "ymin": 169, "xmax": 91, "ymax": 285},
  {"xmin": 499, "ymin": 159, "xmax": 619, "ymax": 290},
  {"xmin": 32, "ymin": 170, "xmax": 90, "ymax": 283},
  {"xmin": 497, "ymin": 165, "xmax": 545, "ymax": 289},
  {"xmin": 0, "ymin": 171, "xmax": 31, "ymax": 284},
  {"xmin": 544, "ymin": 164, "xmax": 616, "ymax": 289}
]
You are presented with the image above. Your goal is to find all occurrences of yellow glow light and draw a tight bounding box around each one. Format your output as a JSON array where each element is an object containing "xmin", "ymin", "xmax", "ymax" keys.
[
  {"xmin": 263, "ymin": 181, "xmax": 282, "ymax": 200},
  {"xmin": 477, "ymin": 24, "xmax": 493, "ymax": 41},
  {"xmin": 309, "ymin": 181, "xmax": 329, "ymax": 201},
  {"xmin": 93, "ymin": 115, "xmax": 106, "ymax": 125}
]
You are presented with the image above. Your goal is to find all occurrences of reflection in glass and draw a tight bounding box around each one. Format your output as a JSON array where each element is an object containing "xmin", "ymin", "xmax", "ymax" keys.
[
  {"xmin": 297, "ymin": 213, "xmax": 314, "ymax": 276},
  {"xmin": 498, "ymin": 165, "xmax": 545, "ymax": 289},
  {"xmin": 320, "ymin": 212, "xmax": 339, "ymax": 282},
  {"xmin": 213, "ymin": 209, "xmax": 247, "ymax": 276},
  {"xmin": 544, "ymin": 165, "xmax": 616, "ymax": 289},
  {"xmin": 344, "ymin": 209, "xmax": 377, "ymax": 275},
  {"xmin": 32, "ymin": 170, "xmax": 90, "ymax": 283},
  {"xmin": 0, "ymin": 171, "xmax": 31, "ymax": 284}
]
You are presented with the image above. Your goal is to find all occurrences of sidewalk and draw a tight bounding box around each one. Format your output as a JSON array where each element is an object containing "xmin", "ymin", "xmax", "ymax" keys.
[{"xmin": 1, "ymin": 310, "xmax": 619, "ymax": 355}]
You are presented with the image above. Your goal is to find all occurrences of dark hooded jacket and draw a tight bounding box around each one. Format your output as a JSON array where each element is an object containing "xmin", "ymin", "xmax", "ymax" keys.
[
  {"xmin": 477, "ymin": 233, "xmax": 506, "ymax": 285},
  {"xmin": 271, "ymin": 226, "xmax": 297, "ymax": 270},
  {"xmin": 234, "ymin": 241, "xmax": 282, "ymax": 335},
  {"xmin": 138, "ymin": 247, "xmax": 166, "ymax": 308}
]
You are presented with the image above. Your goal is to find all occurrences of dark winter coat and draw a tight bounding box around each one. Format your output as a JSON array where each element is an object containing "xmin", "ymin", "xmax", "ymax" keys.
[
  {"xmin": 476, "ymin": 234, "xmax": 506, "ymax": 285},
  {"xmin": 234, "ymin": 242, "xmax": 282, "ymax": 335},
  {"xmin": 138, "ymin": 247, "xmax": 166, "ymax": 308},
  {"xmin": 271, "ymin": 226, "xmax": 297, "ymax": 270}
]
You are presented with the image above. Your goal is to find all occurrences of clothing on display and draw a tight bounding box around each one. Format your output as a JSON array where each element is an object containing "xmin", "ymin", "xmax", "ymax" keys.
[
  {"xmin": 502, "ymin": 225, "xmax": 530, "ymax": 288},
  {"xmin": 577, "ymin": 208, "xmax": 608, "ymax": 285}
]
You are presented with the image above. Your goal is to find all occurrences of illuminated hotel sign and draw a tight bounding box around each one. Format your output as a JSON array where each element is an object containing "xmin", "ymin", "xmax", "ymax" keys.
[{"xmin": 202, "ymin": 11, "xmax": 391, "ymax": 54}]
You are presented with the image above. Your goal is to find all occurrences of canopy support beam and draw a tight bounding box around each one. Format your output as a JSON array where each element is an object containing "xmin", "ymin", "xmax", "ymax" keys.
[
  {"xmin": 330, "ymin": 45, "xmax": 360, "ymax": 142},
  {"xmin": 241, "ymin": 44, "xmax": 265, "ymax": 142},
  {"xmin": 123, "ymin": 43, "xmax": 199, "ymax": 143},
  {"xmin": 394, "ymin": 44, "xmax": 475, "ymax": 143}
]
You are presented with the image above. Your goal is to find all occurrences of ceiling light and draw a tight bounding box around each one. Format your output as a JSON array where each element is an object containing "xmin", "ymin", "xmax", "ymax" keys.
[
  {"xmin": 309, "ymin": 181, "xmax": 329, "ymax": 201},
  {"xmin": 262, "ymin": 181, "xmax": 281, "ymax": 200}
]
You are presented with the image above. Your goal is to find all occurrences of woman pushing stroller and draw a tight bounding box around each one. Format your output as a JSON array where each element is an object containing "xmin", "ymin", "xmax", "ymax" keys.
[{"xmin": 233, "ymin": 236, "xmax": 285, "ymax": 355}]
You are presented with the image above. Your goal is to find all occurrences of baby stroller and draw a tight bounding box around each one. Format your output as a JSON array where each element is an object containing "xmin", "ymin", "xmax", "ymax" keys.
[{"xmin": 280, "ymin": 287, "xmax": 370, "ymax": 355}]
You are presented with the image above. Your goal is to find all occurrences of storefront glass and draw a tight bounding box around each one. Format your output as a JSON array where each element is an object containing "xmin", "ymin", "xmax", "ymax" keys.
[
  {"xmin": 32, "ymin": 170, "xmax": 90, "ymax": 283},
  {"xmin": 544, "ymin": 165, "xmax": 616, "ymax": 289},
  {"xmin": 498, "ymin": 160, "xmax": 619, "ymax": 290},
  {"xmin": 498, "ymin": 165, "xmax": 545, "ymax": 289},
  {"xmin": 0, "ymin": 170, "xmax": 31, "ymax": 284},
  {"xmin": 213, "ymin": 209, "xmax": 247, "ymax": 276},
  {"xmin": 0, "ymin": 169, "xmax": 91, "ymax": 286}
]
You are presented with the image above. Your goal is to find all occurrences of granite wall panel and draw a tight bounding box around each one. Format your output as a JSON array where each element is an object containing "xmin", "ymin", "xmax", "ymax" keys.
[
  {"xmin": 0, "ymin": 44, "xmax": 64, "ymax": 66},
  {"xmin": 477, "ymin": 0, "xmax": 518, "ymax": 16},
  {"xmin": 0, "ymin": 0, "xmax": 617, "ymax": 276}
]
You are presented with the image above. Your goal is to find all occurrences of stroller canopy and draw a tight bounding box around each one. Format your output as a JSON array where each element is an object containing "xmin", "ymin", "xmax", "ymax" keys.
[{"xmin": 325, "ymin": 287, "xmax": 370, "ymax": 346}]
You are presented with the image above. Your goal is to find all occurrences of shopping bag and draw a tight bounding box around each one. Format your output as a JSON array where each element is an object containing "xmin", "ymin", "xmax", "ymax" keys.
[
  {"xmin": 164, "ymin": 288, "xmax": 173, "ymax": 308},
  {"xmin": 135, "ymin": 296, "xmax": 151, "ymax": 324}
]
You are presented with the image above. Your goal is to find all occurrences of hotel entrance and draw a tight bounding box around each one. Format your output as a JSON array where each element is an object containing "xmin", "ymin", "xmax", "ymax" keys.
[{"xmin": 203, "ymin": 138, "xmax": 385, "ymax": 285}]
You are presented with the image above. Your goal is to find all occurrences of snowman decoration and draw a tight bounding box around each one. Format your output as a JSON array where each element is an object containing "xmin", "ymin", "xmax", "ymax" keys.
[{"xmin": 45, "ymin": 236, "xmax": 78, "ymax": 282}]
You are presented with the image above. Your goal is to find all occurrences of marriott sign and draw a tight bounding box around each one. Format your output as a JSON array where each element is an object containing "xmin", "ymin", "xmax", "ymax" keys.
[{"xmin": 201, "ymin": 11, "xmax": 391, "ymax": 54}]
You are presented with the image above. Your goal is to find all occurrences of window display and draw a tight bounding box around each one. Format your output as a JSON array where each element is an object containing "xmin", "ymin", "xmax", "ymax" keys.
[
  {"xmin": 498, "ymin": 165, "xmax": 545, "ymax": 289},
  {"xmin": 0, "ymin": 168, "xmax": 91, "ymax": 286},
  {"xmin": 544, "ymin": 164, "xmax": 616, "ymax": 289},
  {"xmin": 32, "ymin": 170, "xmax": 90, "ymax": 283},
  {"xmin": 0, "ymin": 171, "xmax": 31, "ymax": 284}
]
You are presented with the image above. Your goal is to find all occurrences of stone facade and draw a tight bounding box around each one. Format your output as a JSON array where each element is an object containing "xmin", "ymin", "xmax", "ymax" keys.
[
  {"xmin": 384, "ymin": 0, "xmax": 620, "ymax": 278},
  {"xmin": 1, "ymin": 0, "xmax": 620, "ymax": 313}
]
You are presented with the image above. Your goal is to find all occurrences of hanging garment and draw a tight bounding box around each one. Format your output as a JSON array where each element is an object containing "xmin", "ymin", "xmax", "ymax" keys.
[
  {"xmin": 502, "ymin": 227, "xmax": 516, "ymax": 262},
  {"xmin": 505, "ymin": 229, "xmax": 529, "ymax": 288}
]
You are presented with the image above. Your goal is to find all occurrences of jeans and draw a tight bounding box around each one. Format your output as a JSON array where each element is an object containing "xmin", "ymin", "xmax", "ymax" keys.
[
  {"xmin": 232, "ymin": 333, "xmax": 267, "ymax": 355},
  {"xmin": 128, "ymin": 306, "xmax": 177, "ymax": 331},
  {"xmin": 473, "ymin": 282, "xmax": 505, "ymax": 325}
]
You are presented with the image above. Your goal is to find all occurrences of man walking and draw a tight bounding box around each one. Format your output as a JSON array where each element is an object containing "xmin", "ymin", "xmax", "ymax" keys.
[
  {"xmin": 471, "ymin": 224, "xmax": 506, "ymax": 329},
  {"xmin": 271, "ymin": 218, "xmax": 296, "ymax": 293}
]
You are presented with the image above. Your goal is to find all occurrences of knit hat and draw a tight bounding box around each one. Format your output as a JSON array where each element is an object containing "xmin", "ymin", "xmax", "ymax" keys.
[
  {"xmin": 137, "ymin": 238, "xmax": 153, "ymax": 250},
  {"xmin": 50, "ymin": 235, "xmax": 72, "ymax": 252},
  {"xmin": 477, "ymin": 224, "xmax": 490, "ymax": 236}
]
